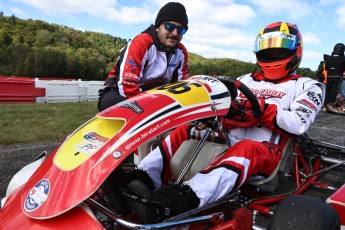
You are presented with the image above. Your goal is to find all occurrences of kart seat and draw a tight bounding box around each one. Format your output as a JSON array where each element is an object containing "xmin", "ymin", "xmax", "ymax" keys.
[
  {"xmin": 247, "ymin": 138, "xmax": 295, "ymax": 193},
  {"xmin": 170, "ymin": 139, "xmax": 228, "ymax": 181},
  {"xmin": 170, "ymin": 138, "xmax": 295, "ymax": 194}
]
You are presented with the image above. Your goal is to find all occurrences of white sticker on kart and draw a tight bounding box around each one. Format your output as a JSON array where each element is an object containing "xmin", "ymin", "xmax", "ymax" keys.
[
  {"xmin": 84, "ymin": 132, "xmax": 108, "ymax": 146},
  {"xmin": 74, "ymin": 132, "xmax": 108, "ymax": 154},
  {"xmin": 75, "ymin": 140, "xmax": 101, "ymax": 154},
  {"xmin": 189, "ymin": 75, "xmax": 221, "ymax": 87},
  {"xmin": 24, "ymin": 179, "xmax": 50, "ymax": 212}
]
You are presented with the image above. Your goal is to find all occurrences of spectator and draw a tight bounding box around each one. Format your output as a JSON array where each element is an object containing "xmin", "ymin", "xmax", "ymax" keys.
[
  {"xmin": 316, "ymin": 60, "xmax": 327, "ymax": 84},
  {"xmin": 340, "ymin": 74, "xmax": 345, "ymax": 109},
  {"xmin": 97, "ymin": 2, "xmax": 190, "ymax": 111},
  {"xmin": 316, "ymin": 60, "xmax": 327, "ymax": 110},
  {"xmin": 323, "ymin": 43, "xmax": 345, "ymax": 112}
]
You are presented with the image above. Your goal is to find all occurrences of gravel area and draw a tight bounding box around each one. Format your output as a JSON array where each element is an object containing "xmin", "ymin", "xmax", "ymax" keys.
[{"xmin": 0, "ymin": 140, "xmax": 62, "ymax": 198}]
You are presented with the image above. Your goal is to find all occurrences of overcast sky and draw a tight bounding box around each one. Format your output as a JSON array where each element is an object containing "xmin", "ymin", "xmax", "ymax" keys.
[{"xmin": 2, "ymin": 0, "xmax": 345, "ymax": 71}]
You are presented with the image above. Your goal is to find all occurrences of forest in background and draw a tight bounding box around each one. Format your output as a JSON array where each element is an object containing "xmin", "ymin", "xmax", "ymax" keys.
[{"xmin": 0, "ymin": 13, "xmax": 316, "ymax": 81}]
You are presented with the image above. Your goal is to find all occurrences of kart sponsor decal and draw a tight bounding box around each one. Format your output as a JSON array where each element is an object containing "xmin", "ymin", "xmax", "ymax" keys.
[
  {"xmin": 189, "ymin": 75, "xmax": 231, "ymax": 100},
  {"xmin": 297, "ymin": 99, "xmax": 317, "ymax": 112},
  {"xmin": 75, "ymin": 141, "xmax": 100, "ymax": 154},
  {"xmin": 296, "ymin": 112, "xmax": 307, "ymax": 123},
  {"xmin": 125, "ymin": 119, "xmax": 171, "ymax": 150},
  {"xmin": 124, "ymin": 72, "xmax": 139, "ymax": 80},
  {"xmin": 74, "ymin": 132, "xmax": 109, "ymax": 154},
  {"xmin": 84, "ymin": 132, "xmax": 109, "ymax": 145},
  {"xmin": 126, "ymin": 58, "xmax": 140, "ymax": 71},
  {"xmin": 190, "ymin": 75, "xmax": 219, "ymax": 92},
  {"xmin": 117, "ymin": 100, "xmax": 143, "ymax": 114},
  {"xmin": 150, "ymin": 81, "xmax": 209, "ymax": 106},
  {"xmin": 307, "ymin": 91, "xmax": 322, "ymax": 106},
  {"xmin": 244, "ymin": 88, "xmax": 286, "ymax": 99},
  {"xmin": 296, "ymin": 106, "xmax": 313, "ymax": 117},
  {"xmin": 24, "ymin": 179, "xmax": 50, "ymax": 212}
]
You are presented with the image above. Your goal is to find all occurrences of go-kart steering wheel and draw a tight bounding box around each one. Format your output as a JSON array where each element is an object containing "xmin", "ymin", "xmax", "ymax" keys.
[{"xmin": 216, "ymin": 76, "xmax": 262, "ymax": 128}]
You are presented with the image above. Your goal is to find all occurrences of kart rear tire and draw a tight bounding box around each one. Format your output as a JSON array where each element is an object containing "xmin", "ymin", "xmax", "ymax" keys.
[{"xmin": 269, "ymin": 194, "xmax": 340, "ymax": 230}]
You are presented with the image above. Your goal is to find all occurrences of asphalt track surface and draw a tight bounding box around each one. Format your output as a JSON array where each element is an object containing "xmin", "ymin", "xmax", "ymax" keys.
[{"xmin": 0, "ymin": 110, "xmax": 344, "ymax": 225}]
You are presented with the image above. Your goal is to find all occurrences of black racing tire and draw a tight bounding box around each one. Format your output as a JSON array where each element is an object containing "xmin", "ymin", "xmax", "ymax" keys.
[{"xmin": 269, "ymin": 194, "xmax": 340, "ymax": 230}]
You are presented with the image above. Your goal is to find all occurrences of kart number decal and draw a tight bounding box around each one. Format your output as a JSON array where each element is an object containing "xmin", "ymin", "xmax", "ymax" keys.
[
  {"xmin": 150, "ymin": 81, "xmax": 210, "ymax": 106},
  {"xmin": 24, "ymin": 179, "xmax": 50, "ymax": 212}
]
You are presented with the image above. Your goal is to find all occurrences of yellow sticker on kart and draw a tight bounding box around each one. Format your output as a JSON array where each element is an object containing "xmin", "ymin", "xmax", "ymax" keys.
[
  {"xmin": 149, "ymin": 81, "xmax": 210, "ymax": 106},
  {"xmin": 54, "ymin": 118, "xmax": 125, "ymax": 171}
]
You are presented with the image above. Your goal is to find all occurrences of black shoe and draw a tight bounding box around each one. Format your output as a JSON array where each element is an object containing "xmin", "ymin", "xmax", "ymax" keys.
[
  {"xmin": 126, "ymin": 181, "xmax": 200, "ymax": 224},
  {"xmin": 102, "ymin": 168, "xmax": 132, "ymax": 215},
  {"xmin": 126, "ymin": 180, "xmax": 157, "ymax": 223},
  {"xmin": 102, "ymin": 169, "xmax": 155, "ymax": 215}
]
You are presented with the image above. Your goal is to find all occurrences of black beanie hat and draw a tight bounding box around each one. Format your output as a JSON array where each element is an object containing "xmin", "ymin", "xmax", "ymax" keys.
[{"xmin": 155, "ymin": 2, "xmax": 188, "ymax": 29}]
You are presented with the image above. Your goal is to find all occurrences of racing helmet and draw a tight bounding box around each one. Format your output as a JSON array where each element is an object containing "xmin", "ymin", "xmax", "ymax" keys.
[{"xmin": 254, "ymin": 22, "xmax": 303, "ymax": 81}]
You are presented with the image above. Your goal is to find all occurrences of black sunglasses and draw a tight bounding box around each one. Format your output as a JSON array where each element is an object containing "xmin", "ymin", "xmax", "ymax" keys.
[{"xmin": 162, "ymin": 22, "xmax": 187, "ymax": 35}]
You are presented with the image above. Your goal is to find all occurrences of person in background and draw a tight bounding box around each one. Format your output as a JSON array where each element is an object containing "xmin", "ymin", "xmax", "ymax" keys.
[
  {"xmin": 323, "ymin": 43, "xmax": 345, "ymax": 112},
  {"xmin": 97, "ymin": 2, "xmax": 190, "ymax": 111},
  {"xmin": 116, "ymin": 22, "xmax": 324, "ymax": 224},
  {"xmin": 317, "ymin": 60, "xmax": 327, "ymax": 84},
  {"xmin": 340, "ymin": 73, "xmax": 345, "ymax": 109},
  {"xmin": 316, "ymin": 60, "xmax": 327, "ymax": 110}
]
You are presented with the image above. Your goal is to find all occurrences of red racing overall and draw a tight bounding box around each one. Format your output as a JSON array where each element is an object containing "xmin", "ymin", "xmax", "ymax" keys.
[{"xmin": 138, "ymin": 72, "xmax": 324, "ymax": 207}]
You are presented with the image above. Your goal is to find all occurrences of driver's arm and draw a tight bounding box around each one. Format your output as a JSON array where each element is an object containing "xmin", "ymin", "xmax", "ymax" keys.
[
  {"xmin": 116, "ymin": 40, "xmax": 147, "ymax": 98},
  {"xmin": 260, "ymin": 79, "xmax": 324, "ymax": 136}
]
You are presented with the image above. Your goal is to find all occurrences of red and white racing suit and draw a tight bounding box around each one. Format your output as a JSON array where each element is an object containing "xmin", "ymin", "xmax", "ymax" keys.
[
  {"xmin": 137, "ymin": 72, "xmax": 325, "ymax": 207},
  {"xmin": 103, "ymin": 25, "xmax": 190, "ymax": 99}
]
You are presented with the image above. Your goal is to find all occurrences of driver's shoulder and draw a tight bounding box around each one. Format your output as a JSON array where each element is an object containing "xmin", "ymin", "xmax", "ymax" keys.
[{"xmin": 295, "ymin": 76, "xmax": 321, "ymax": 86}]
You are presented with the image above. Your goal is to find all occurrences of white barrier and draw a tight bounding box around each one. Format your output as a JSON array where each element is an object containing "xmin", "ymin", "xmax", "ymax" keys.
[{"xmin": 35, "ymin": 79, "xmax": 104, "ymax": 103}]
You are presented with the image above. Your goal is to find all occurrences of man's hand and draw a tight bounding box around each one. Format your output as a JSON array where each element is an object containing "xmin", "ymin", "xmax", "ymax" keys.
[
  {"xmin": 226, "ymin": 99, "xmax": 254, "ymax": 122},
  {"xmin": 223, "ymin": 98, "xmax": 265, "ymax": 128}
]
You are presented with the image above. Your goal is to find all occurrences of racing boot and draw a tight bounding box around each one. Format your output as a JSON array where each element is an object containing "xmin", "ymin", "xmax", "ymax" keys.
[
  {"xmin": 126, "ymin": 181, "xmax": 200, "ymax": 224},
  {"xmin": 102, "ymin": 169, "xmax": 154, "ymax": 215}
]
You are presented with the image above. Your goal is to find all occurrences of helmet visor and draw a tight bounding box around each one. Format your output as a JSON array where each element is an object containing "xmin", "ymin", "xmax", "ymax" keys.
[{"xmin": 254, "ymin": 32, "xmax": 298, "ymax": 53}]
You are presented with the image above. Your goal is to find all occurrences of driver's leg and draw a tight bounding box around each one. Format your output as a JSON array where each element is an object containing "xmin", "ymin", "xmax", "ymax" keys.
[
  {"xmin": 184, "ymin": 140, "xmax": 282, "ymax": 206},
  {"xmin": 136, "ymin": 123, "xmax": 193, "ymax": 189},
  {"xmin": 127, "ymin": 140, "xmax": 282, "ymax": 223}
]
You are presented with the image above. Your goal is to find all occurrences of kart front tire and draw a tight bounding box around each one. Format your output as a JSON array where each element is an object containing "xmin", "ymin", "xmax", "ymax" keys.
[{"xmin": 269, "ymin": 194, "xmax": 340, "ymax": 230}]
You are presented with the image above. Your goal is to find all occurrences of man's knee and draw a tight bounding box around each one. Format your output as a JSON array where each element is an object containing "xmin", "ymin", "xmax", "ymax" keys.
[{"xmin": 98, "ymin": 90, "xmax": 126, "ymax": 111}]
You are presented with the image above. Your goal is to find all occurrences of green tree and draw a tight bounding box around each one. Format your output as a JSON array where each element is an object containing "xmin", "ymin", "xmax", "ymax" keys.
[
  {"xmin": 34, "ymin": 29, "xmax": 52, "ymax": 47},
  {"xmin": 0, "ymin": 14, "xmax": 316, "ymax": 80}
]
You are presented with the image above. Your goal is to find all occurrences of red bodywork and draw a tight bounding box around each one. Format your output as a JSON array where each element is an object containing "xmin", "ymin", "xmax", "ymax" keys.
[{"xmin": 1, "ymin": 76, "xmax": 345, "ymax": 229}]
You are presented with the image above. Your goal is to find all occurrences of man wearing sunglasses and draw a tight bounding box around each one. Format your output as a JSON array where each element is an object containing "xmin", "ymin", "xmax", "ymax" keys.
[{"xmin": 97, "ymin": 2, "xmax": 189, "ymax": 111}]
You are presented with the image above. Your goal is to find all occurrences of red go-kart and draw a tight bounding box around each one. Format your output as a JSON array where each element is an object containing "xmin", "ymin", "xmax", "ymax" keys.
[{"xmin": 1, "ymin": 75, "xmax": 344, "ymax": 229}]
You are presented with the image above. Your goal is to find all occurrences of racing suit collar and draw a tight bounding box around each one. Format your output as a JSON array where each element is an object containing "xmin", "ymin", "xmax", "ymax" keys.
[{"xmin": 252, "ymin": 72, "xmax": 302, "ymax": 83}]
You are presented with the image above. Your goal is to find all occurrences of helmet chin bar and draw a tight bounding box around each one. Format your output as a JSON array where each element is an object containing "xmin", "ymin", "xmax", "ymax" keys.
[{"xmin": 257, "ymin": 53, "xmax": 300, "ymax": 81}]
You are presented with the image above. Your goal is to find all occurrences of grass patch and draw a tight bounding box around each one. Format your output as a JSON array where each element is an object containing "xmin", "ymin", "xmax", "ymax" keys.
[{"xmin": 0, "ymin": 102, "xmax": 98, "ymax": 145}]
